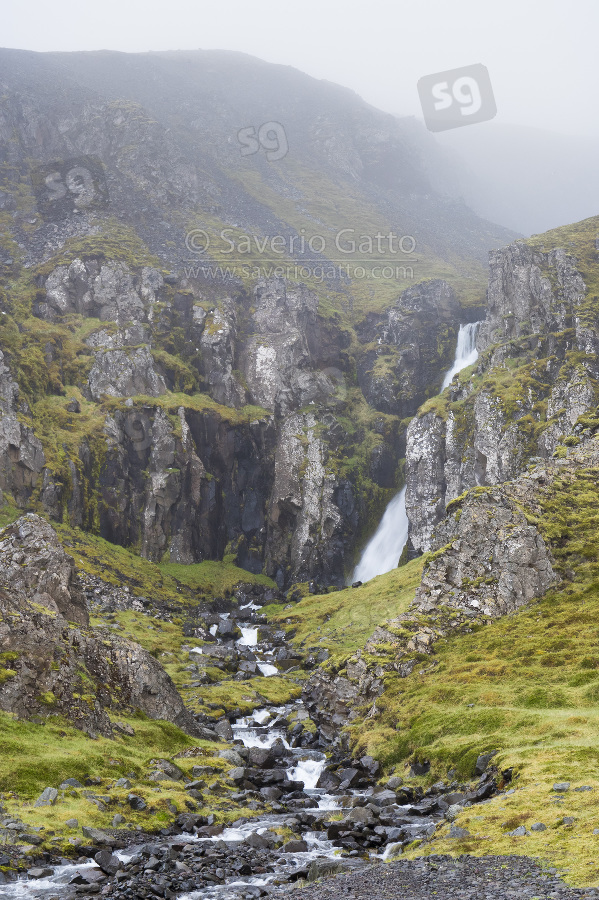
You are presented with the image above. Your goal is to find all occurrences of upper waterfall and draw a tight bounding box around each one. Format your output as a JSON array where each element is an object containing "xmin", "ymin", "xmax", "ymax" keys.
[{"xmin": 441, "ymin": 321, "xmax": 480, "ymax": 389}]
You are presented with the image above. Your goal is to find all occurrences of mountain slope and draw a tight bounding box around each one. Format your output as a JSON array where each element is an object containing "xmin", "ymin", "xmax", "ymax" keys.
[{"xmin": 0, "ymin": 47, "xmax": 515, "ymax": 586}]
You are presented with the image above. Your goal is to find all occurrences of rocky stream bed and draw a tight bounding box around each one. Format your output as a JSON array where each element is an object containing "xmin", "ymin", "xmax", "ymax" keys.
[{"xmin": 0, "ymin": 589, "xmax": 584, "ymax": 900}]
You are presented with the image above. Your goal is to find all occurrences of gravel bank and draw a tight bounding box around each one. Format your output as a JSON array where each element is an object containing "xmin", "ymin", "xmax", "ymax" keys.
[{"xmin": 282, "ymin": 855, "xmax": 599, "ymax": 900}]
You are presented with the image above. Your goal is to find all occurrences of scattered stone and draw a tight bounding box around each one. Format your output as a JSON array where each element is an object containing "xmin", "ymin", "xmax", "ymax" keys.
[
  {"xmin": 113, "ymin": 722, "xmax": 135, "ymax": 736},
  {"xmin": 34, "ymin": 787, "xmax": 58, "ymax": 807},
  {"xmin": 474, "ymin": 751, "xmax": 498, "ymax": 775},
  {"xmin": 81, "ymin": 827, "xmax": 113, "ymax": 844},
  {"xmin": 531, "ymin": 822, "xmax": 547, "ymax": 831},
  {"xmin": 65, "ymin": 818, "xmax": 79, "ymax": 829},
  {"xmin": 94, "ymin": 850, "xmax": 119, "ymax": 875},
  {"xmin": 127, "ymin": 794, "xmax": 147, "ymax": 811},
  {"xmin": 283, "ymin": 839, "xmax": 308, "ymax": 853},
  {"xmin": 553, "ymin": 782, "xmax": 570, "ymax": 792},
  {"xmin": 449, "ymin": 825, "xmax": 471, "ymax": 839}
]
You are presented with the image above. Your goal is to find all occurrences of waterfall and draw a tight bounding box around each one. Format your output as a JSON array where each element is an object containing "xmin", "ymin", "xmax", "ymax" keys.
[
  {"xmin": 351, "ymin": 487, "xmax": 409, "ymax": 583},
  {"xmin": 441, "ymin": 321, "xmax": 480, "ymax": 389},
  {"xmin": 351, "ymin": 321, "xmax": 481, "ymax": 584}
]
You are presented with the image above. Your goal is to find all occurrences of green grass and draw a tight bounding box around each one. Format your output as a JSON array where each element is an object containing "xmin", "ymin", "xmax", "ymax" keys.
[
  {"xmin": 0, "ymin": 709, "xmax": 267, "ymax": 858},
  {"xmin": 325, "ymin": 437, "xmax": 599, "ymax": 886},
  {"xmin": 269, "ymin": 558, "xmax": 424, "ymax": 666},
  {"xmin": 161, "ymin": 560, "xmax": 275, "ymax": 594},
  {"xmin": 57, "ymin": 524, "xmax": 273, "ymax": 603}
]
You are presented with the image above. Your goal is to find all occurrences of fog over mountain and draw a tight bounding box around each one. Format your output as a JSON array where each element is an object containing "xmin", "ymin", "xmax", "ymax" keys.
[{"xmin": 436, "ymin": 122, "xmax": 599, "ymax": 235}]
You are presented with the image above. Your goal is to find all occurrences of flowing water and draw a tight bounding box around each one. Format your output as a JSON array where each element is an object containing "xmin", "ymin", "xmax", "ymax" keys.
[
  {"xmin": 352, "ymin": 322, "xmax": 481, "ymax": 584},
  {"xmin": 441, "ymin": 321, "xmax": 480, "ymax": 390},
  {"xmin": 351, "ymin": 487, "xmax": 409, "ymax": 584}
]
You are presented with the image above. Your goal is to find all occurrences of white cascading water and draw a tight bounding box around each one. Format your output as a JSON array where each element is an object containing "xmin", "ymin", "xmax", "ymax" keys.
[
  {"xmin": 441, "ymin": 321, "xmax": 480, "ymax": 389},
  {"xmin": 351, "ymin": 487, "xmax": 409, "ymax": 584},
  {"xmin": 352, "ymin": 322, "xmax": 481, "ymax": 584}
]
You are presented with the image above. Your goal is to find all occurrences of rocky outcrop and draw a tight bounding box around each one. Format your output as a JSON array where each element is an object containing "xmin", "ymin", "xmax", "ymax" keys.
[
  {"xmin": 96, "ymin": 404, "xmax": 277, "ymax": 566},
  {"xmin": 242, "ymin": 279, "xmax": 341, "ymax": 416},
  {"xmin": 303, "ymin": 667, "xmax": 382, "ymax": 747},
  {"xmin": 39, "ymin": 259, "xmax": 165, "ymax": 325},
  {"xmin": 85, "ymin": 325, "xmax": 164, "ymax": 397},
  {"xmin": 477, "ymin": 243, "xmax": 587, "ymax": 353},
  {"xmin": 0, "ymin": 513, "xmax": 88, "ymax": 625},
  {"xmin": 0, "ymin": 352, "xmax": 45, "ymax": 506},
  {"xmin": 197, "ymin": 301, "xmax": 246, "ymax": 408},
  {"xmin": 357, "ymin": 280, "xmax": 460, "ymax": 417},
  {"xmin": 416, "ymin": 485, "xmax": 557, "ymax": 617},
  {"xmin": 308, "ymin": 448, "xmax": 567, "ymax": 736},
  {"xmin": 405, "ymin": 240, "xmax": 599, "ymax": 552},
  {"xmin": 0, "ymin": 516, "xmax": 201, "ymax": 737}
]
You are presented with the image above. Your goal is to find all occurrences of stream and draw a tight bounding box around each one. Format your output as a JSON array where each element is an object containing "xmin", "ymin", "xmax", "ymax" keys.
[{"xmin": 0, "ymin": 597, "xmax": 487, "ymax": 900}]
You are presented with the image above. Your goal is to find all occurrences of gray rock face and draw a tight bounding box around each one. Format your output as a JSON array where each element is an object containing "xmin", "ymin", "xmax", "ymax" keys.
[
  {"xmin": 0, "ymin": 514, "xmax": 88, "ymax": 625},
  {"xmin": 415, "ymin": 486, "xmax": 558, "ymax": 618},
  {"xmin": 198, "ymin": 301, "xmax": 246, "ymax": 408},
  {"xmin": 477, "ymin": 243, "xmax": 586, "ymax": 352},
  {"xmin": 405, "ymin": 239, "xmax": 598, "ymax": 552},
  {"xmin": 40, "ymin": 260, "xmax": 167, "ymax": 402},
  {"xmin": 39, "ymin": 259, "xmax": 162, "ymax": 326},
  {"xmin": 357, "ymin": 280, "xmax": 460, "ymax": 417},
  {"xmin": 0, "ymin": 517, "xmax": 201, "ymax": 737},
  {"xmin": 265, "ymin": 411, "xmax": 357, "ymax": 587},
  {"xmin": 242, "ymin": 279, "xmax": 338, "ymax": 416},
  {"xmin": 29, "ymin": 267, "xmax": 359, "ymax": 585}
]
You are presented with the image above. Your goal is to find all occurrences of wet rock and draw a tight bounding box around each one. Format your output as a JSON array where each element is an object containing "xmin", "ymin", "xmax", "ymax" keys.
[
  {"xmin": 81, "ymin": 827, "xmax": 114, "ymax": 845},
  {"xmin": 0, "ymin": 514, "xmax": 87, "ymax": 625},
  {"xmin": 283, "ymin": 839, "xmax": 308, "ymax": 853},
  {"xmin": 214, "ymin": 718, "xmax": 234, "ymax": 741},
  {"xmin": 28, "ymin": 868, "xmax": 53, "ymax": 879},
  {"xmin": 94, "ymin": 850, "xmax": 119, "ymax": 875}
]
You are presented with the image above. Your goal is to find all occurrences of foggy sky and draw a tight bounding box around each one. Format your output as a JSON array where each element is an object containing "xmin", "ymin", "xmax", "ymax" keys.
[{"xmin": 4, "ymin": 0, "xmax": 599, "ymax": 139}]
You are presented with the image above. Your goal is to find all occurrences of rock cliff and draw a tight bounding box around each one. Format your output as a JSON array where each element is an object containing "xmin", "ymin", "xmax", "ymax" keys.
[{"xmin": 406, "ymin": 222, "xmax": 599, "ymax": 552}]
